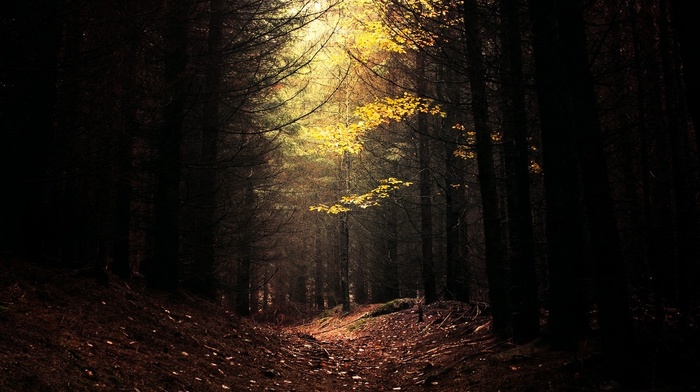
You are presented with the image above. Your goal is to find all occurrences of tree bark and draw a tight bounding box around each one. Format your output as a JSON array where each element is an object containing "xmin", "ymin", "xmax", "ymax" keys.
[
  {"xmin": 527, "ymin": 0, "xmax": 588, "ymax": 350},
  {"xmin": 147, "ymin": 0, "xmax": 189, "ymax": 291},
  {"xmin": 658, "ymin": 0, "xmax": 700, "ymax": 319},
  {"xmin": 416, "ymin": 51, "xmax": 438, "ymax": 305},
  {"xmin": 192, "ymin": 0, "xmax": 224, "ymax": 298},
  {"xmin": 340, "ymin": 152, "xmax": 351, "ymax": 312},
  {"xmin": 235, "ymin": 178, "xmax": 255, "ymax": 316},
  {"xmin": 499, "ymin": 0, "xmax": 540, "ymax": 344},
  {"xmin": 558, "ymin": 0, "xmax": 635, "ymax": 368},
  {"xmin": 463, "ymin": 0, "xmax": 510, "ymax": 335},
  {"xmin": 0, "ymin": 0, "xmax": 62, "ymax": 259},
  {"xmin": 439, "ymin": 61, "xmax": 470, "ymax": 303}
]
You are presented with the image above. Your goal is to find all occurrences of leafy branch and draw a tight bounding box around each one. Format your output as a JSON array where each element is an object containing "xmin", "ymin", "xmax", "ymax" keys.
[
  {"xmin": 301, "ymin": 93, "xmax": 444, "ymax": 155},
  {"xmin": 310, "ymin": 177, "xmax": 412, "ymax": 214}
]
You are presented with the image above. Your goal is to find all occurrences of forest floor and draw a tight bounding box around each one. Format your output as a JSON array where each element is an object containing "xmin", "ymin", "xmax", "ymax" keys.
[{"xmin": 1, "ymin": 257, "xmax": 699, "ymax": 391}]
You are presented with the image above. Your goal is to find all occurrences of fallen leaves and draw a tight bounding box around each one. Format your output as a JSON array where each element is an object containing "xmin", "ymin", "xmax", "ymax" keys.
[{"xmin": 4, "ymin": 259, "xmax": 697, "ymax": 392}]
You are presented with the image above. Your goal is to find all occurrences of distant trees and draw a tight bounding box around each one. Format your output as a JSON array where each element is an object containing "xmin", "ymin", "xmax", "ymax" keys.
[
  {"xmin": 0, "ymin": 0, "xmax": 319, "ymax": 312},
  {"xmin": 278, "ymin": 0, "xmax": 699, "ymax": 377}
]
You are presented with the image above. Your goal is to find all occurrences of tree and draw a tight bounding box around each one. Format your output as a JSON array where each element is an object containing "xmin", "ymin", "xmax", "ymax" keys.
[
  {"xmin": 463, "ymin": 0, "xmax": 510, "ymax": 335},
  {"xmin": 558, "ymin": 0, "xmax": 634, "ymax": 368},
  {"xmin": 527, "ymin": 0, "xmax": 588, "ymax": 349},
  {"xmin": 145, "ymin": 0, "xmax": 190, "ymax": 291},
  {"xmin": 498, "ymin": 0, "xmax": 540, "ymax": 344},
  {"xmin": 0, "ymin": 1, "xmax": 62, "ymax": 259},
  {"xmin": 187, "ymin": 0, "xmax": 225, "ymax": 298},
  {"xmin": 416, "ymin": 50, "xmax": 438, "ymax": 305}
]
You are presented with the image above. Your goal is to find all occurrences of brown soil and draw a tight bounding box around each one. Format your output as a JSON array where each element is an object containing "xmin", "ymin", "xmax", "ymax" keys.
[{"xmin": 1, "ymin": 257, "xmax": 698, "ymax": 391}]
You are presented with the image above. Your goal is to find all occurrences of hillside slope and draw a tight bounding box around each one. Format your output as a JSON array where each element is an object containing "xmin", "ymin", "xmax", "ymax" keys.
[{"xmin": 1, "ymin": 257, "xmax": 698, "ymax": 391}]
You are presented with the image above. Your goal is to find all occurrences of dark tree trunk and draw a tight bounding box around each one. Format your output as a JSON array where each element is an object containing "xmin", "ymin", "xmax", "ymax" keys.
[
  {"xmin": 384, "ymin": 199, "xmax": 401, "ymax": 301},
  {"xmin": 417, "ymin": 51, "xmax": 437, "ymax": 305},
  {"xmin": 0, "ymin": 0, "xmax": 62, "ymax": 259},
  {"xmin": 339, "ymin": 152, "xmax": 351, "ymax": 312},
  {"xmin": 630, "ymin": 2, "xmax": 672, "ymax": 332},
  {"xmin": 112, "ymin": 118, "xmax": 134, "ymax": 280},
  {"xmin": 419, "ymin": 124, "xmax": 437, "ymax": 305},
  {"xmin": 147, "ymin": 0, "xmax": 189, "ymax": 291},
  {"xmin": 374, "ymin": 193, "xmax": 401, "ymax": 303},
  {"xmin": 668, "ymin": 0, "xmax": 699, "ymax": 131},
  {"xmin": 191, "ymin": 0, "xmax": 224, "ymax": 298},
  {"xmin": 558, "ymin": 0, "xmax": 635, "ymax": 369},
  {"xmin": 111, "ymin": 2, "xmax": 142, "ymax": 280},
  {"xmin": 659, "ymin": 0, "xmax": 700, "ymax": 318},
  {"xmin": 527, "ymin": 0, "xmax": 588, "ymax": 350},
  {"xmin": 440, "ymin": 64, "xmax": 470, "ymax": 303},
  {"xmin": 339, "ymin": 212, "xmax": 350, "ymax": 312},
  {"xmin": 463, "ymin": 0, "xmax": 510, "ymax": 335},
  {"xmin": 314, "ymin": 224, "xmax": 325, "ymax": 309},
  {"xmin": 235, "ymin": 178, "xmax": 255, "ymax": 316},
  {"xmin": 499, "ymin": 0, "xmax": 540, "ymax": 344},
  {"xmin": 293, "ymin": 266, "xmax": 307, "ymax": 304},
  {"xmin": 57, "ymin": 0, "xmax": 88, "ymax": 267}
]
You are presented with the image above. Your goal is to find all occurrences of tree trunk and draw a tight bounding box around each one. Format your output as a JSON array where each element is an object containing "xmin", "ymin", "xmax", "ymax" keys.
[
  {"xmin": 112, "ymin": 116, "xmax": 134, "ymax": 279},
  {"xmin": 235, "ymin": 178, "xmax": 255, "ymax": 316},
  {"xmin": 192, "ymin": 0, "xmax": 224, "ymax": 298},
  {"xmin": 499, "ymin": 0, "xmax": 540, "ymax": 344},
  {"xmin": 0, "ymin": 0, "xmax": 61, "ymax": 259},
  {"xmin": 111, "ymin": 2, "xmax": 142, "ymax": 280},
  {"xmin": 340, "ymin": 152, "xmax": 351, "ymax": 312},
  {"xmin": 527, "ymin": 0, "xmax": 588, "ymax": 350},
  {"xmin": 147, "ymin": 0, "xmax": 189, "ymax": 291},
  {"xmin": 629, "ymin": 1, "xmax": 671, "ymax": 332},
  {"xmin": 384, "ymin": 199, "xmax": 401, "ymax": 300},
  {"xmin": 416, "ymin": 51, "xmax": 437, "ymax": 305},
  {"xmin": 668, "ymin": 0, "xmax": 699, "ymax": 132},
  {"xmin": 558, "ymin": 0, "xmax": 635, "ymax": 369},
  {"xmin": 658, "ymin": 0, "xmax": 700, "ymax": 320},
  {"xmin": 439, "ymin": 63, "xmax": 470, "ymax": 303},
  {"xmin": 463, "ymin": 0, "xmax": 510, "ymax": 335},
  {"xmin": 314, "ymin": 224, "xmax": 326, "ymax": 309}
]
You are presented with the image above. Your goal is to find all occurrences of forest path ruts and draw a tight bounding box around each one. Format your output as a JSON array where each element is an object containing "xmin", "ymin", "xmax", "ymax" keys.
[{"xmin": 281, "ymin": 301, "xmax": 504, "ymax": 391}]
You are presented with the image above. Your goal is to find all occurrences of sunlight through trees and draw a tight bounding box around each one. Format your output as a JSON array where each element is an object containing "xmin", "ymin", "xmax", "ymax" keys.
[{"xmin": 2, "ymin": 0, "xmax": 699, "ymax": 382}]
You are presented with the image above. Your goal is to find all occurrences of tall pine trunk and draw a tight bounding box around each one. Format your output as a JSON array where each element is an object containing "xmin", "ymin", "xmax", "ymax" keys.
[
  {"xmin": 235, "ymin": 178, "xmax": 255, "ymax": 316},
  {"xmin": 0, "ymin": 1, "xmax": 61, "ymax": 259},
  {"xmin": 659, "ymin": 0, "xmax": 700, "ymax": 320},
  {"xmin": 499, "ymin": 0, "xmax": 540, "ymax": 344},
  {"xmin": 192, "ymin": 0, "xmax": 224, "ymax": 298},
  {"xmin": 463, "ymin": 0, "xmax": 510, "ymax": 335},
  {"xmin": 339, "ymin": 152, "xmax": 351, "ymax": 312},
  {"xmin": 527, "ymin": 0, "xmax": 588, "ymax": 349},
  {"xmin": 439, "ymin": 63, "xmax": 470, "ymax": 303},
  {"xmin": 416, "ymin": 51, "xmax": 437, "ymax": 305},
  {"xmin": 558, "ymin": 0, "xmax": 634, "ymax": 369},
  {"xmin": 147, "ymin": 0, "xmax": 189, "ymax": 291}
]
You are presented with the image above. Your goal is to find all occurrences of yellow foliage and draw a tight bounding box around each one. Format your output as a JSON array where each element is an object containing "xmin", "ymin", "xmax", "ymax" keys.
[
  {"xmin": 302, "ymin": 93, "xmax": 444, "ymax": 156},
  {"xmin": 310, "ymin": 178, "xmax": 412, "ymax": 214},
  {"xmin": 529, "ymin": 160, "xmax": 542, "ymax": 174}
]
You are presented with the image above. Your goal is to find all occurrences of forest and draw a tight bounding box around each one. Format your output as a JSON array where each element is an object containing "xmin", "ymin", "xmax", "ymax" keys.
[{"xmin": 1, "ymin": 0, "xmax": 699, "ymax": 390}]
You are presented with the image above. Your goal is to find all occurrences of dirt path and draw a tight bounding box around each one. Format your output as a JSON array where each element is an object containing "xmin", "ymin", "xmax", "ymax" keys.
[
  {"xmin": 281, "ymin": 301, "xmax": 511, "ymax": 392},
  {"xmin": 3, "ymin": 258, "xmax": 698, "ymax": 391}
]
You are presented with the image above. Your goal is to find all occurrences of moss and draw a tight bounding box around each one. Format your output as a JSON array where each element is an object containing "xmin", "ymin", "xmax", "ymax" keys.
[
  {"xmin": 317, "ymin": 304, "xmax": 343, "ymax": 319},
  {"xmin": 347, "ymin": 317, "xmax": 371, "ymax": 332},
  {"xmin": 365, "ymin": 298, "xmax": 416, "ymax": 318}
]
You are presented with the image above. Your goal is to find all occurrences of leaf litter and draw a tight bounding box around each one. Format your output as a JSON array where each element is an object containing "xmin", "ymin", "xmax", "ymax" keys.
[{"xmin": 1, "ymin": 257, "xmax": 698, "ymax": 391}]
